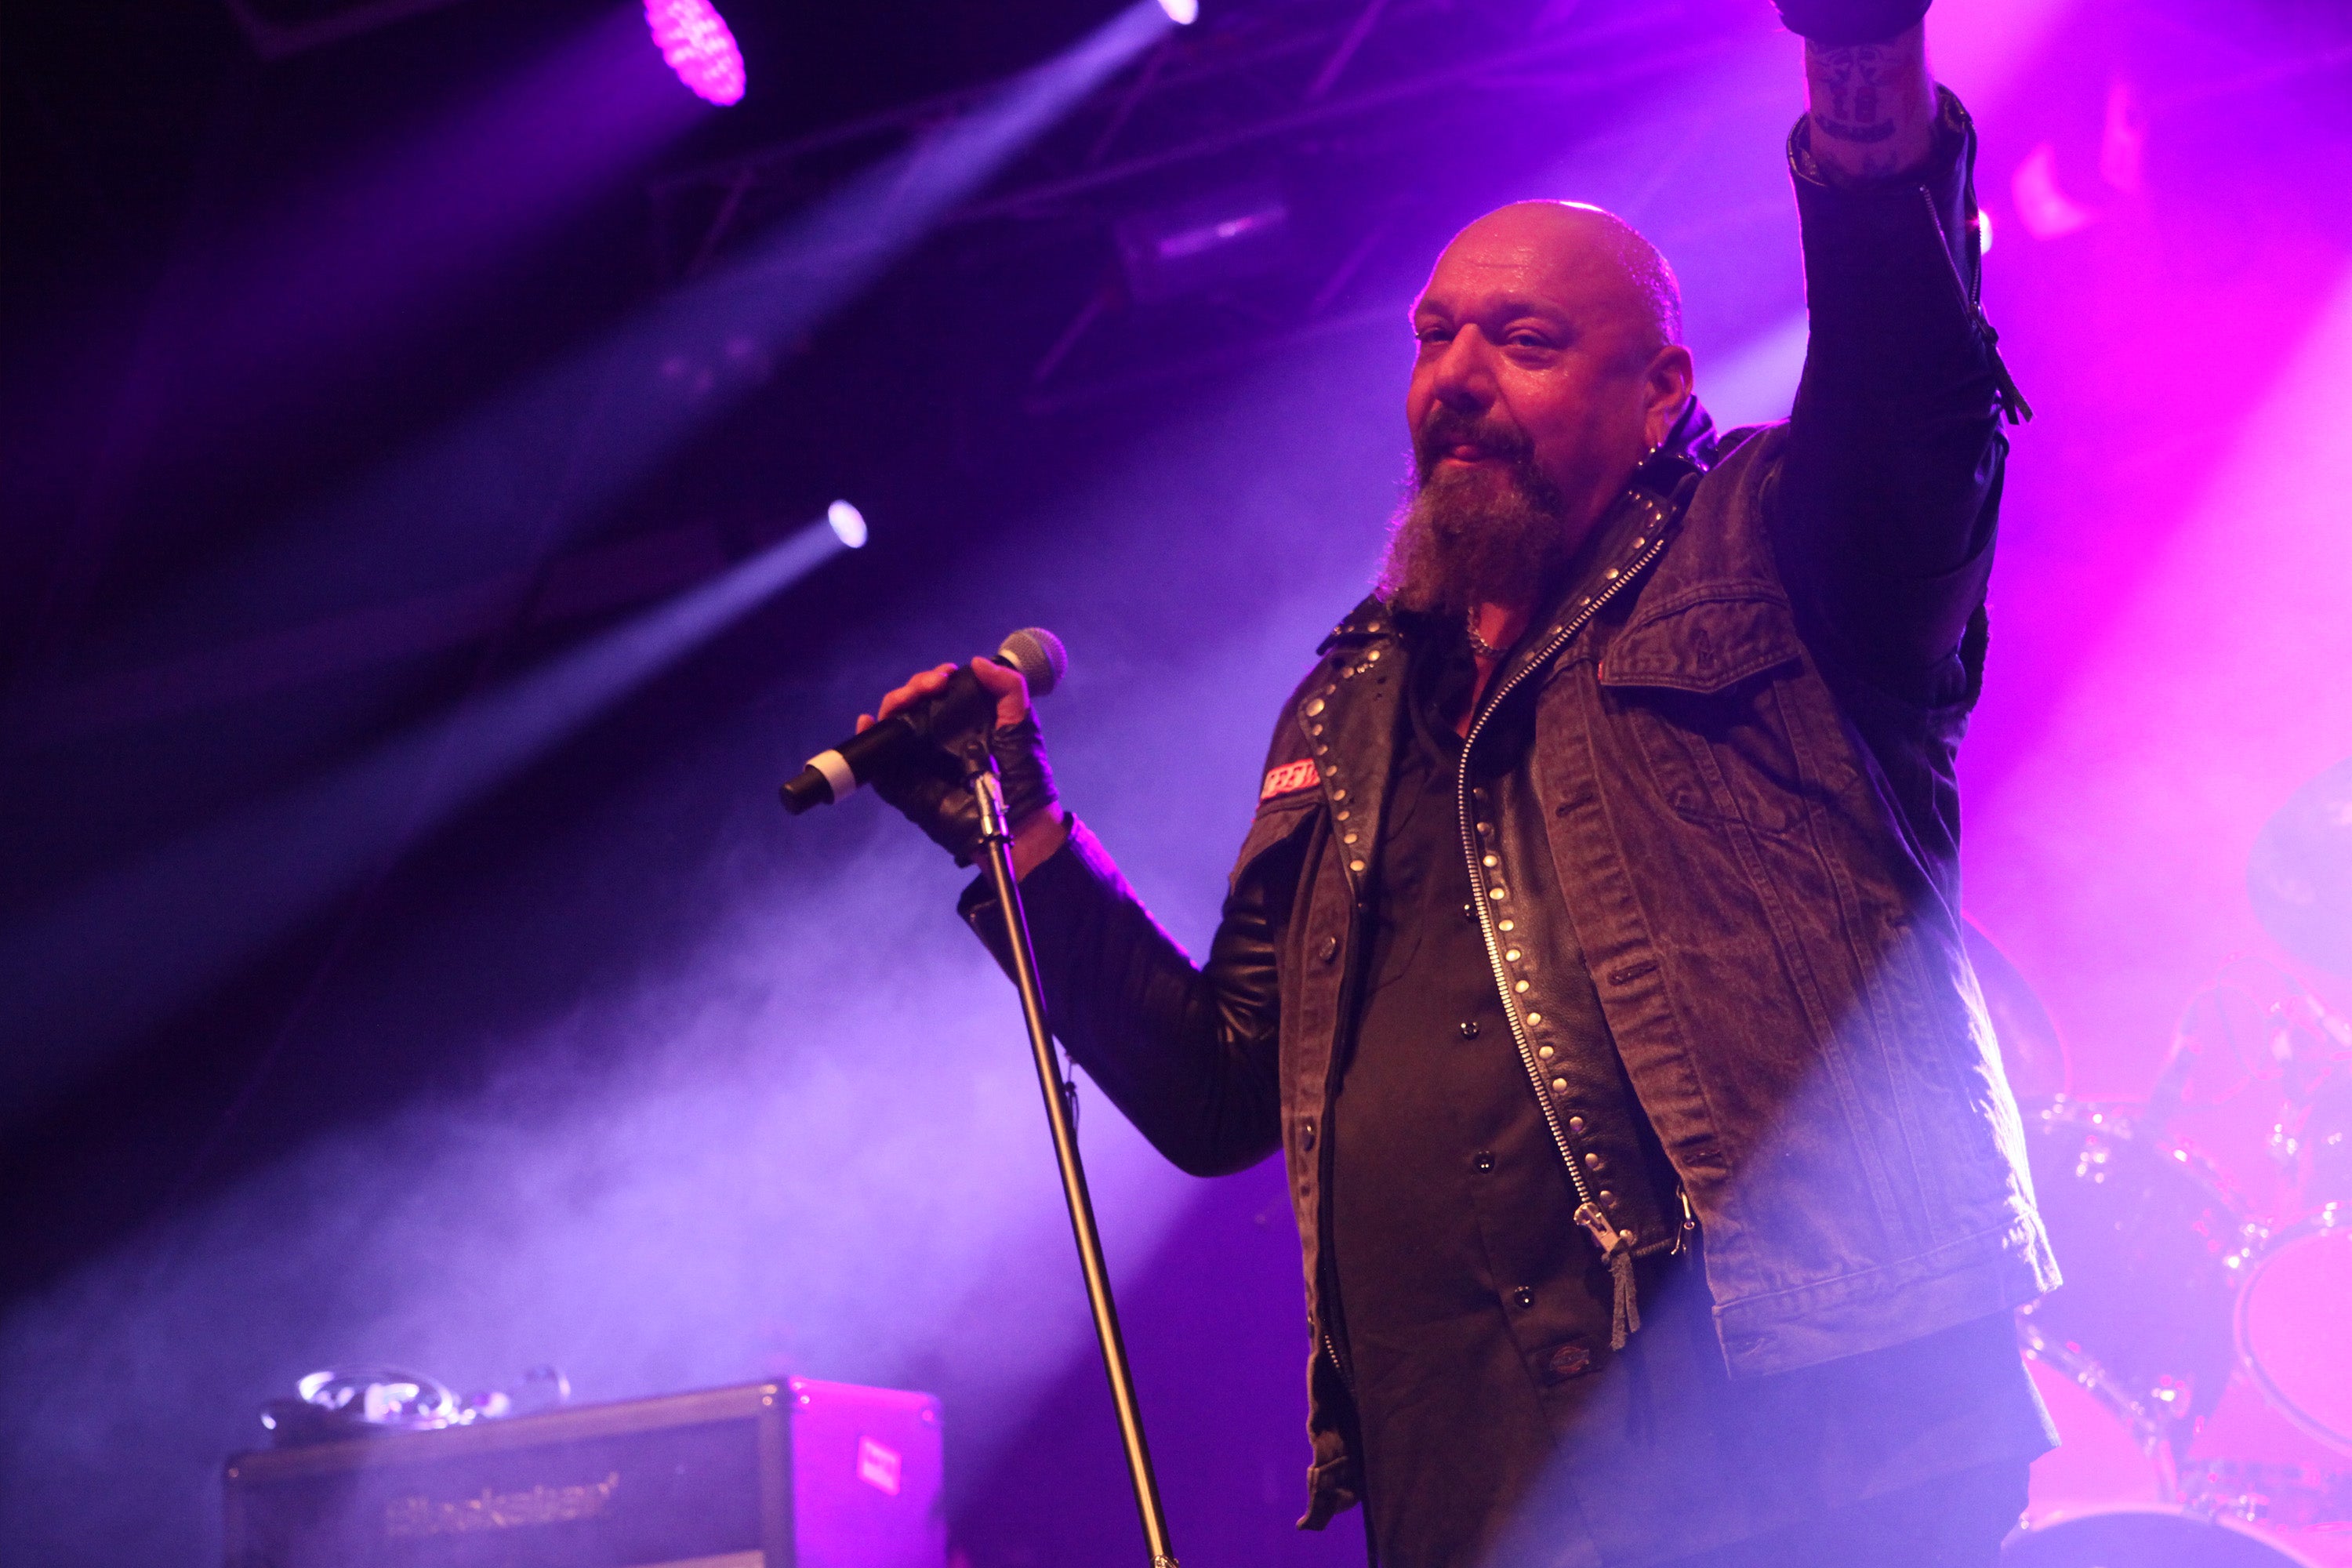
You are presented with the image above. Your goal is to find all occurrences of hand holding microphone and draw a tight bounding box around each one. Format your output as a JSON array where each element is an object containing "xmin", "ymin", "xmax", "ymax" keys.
[
  {"xmin": 866, "ymin": 656, "xmax": 1065, "ymax": 873},
  {"xmin": 781, "ymin": 627, "xmax": 1070, "ymax": 874}
]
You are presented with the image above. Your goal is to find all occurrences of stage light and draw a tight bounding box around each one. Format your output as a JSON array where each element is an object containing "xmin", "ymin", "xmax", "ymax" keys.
[
  {"xmin": 1157, "ymin": 0, "xmax": 1199, "ymax": 23},
  {"xmin": 1115, "ymin": 180, "xmax": 1290, "ymax": 303},
  {"xmin": 644, "ymin": 0, "xmax": 746, "ymax": 107},
  {"xmin": 2012, "ymin": 143, "xmax": 2096, "ymax": 239},
  {"xmin": 0, "ymin": 518, "xmax": 852, "ymax": 1071},
  {"xmin": 826, "ymin": 499, "xmax": 869, "ymax": 549}
]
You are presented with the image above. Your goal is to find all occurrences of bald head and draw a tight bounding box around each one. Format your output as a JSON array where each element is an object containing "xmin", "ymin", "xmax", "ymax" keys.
[
  {"xmin": 1389, "ymin": 199, "xmax": 1695, "ymax": 615},
  {"xmin": 1439, "ymin": 201, "xmax": 1682, "ymax": 361}
]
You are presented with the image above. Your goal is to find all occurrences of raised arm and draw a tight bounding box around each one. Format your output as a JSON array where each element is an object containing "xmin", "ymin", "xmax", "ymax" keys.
[{"xmin": 1771, "ymin": 2, "xmax": 2025, "ymax": 704}]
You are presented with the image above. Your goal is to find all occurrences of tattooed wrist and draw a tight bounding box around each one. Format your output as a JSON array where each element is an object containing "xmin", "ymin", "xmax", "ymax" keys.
[{"xmin": 1803, "ymin": 24, "xmax": 1933, "ymax": 179}]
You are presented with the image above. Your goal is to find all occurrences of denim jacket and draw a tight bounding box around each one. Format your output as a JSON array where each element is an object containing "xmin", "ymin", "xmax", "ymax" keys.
[{"xmin": 964, "ymin": 89, "xmax": 2059, "ymax": 1527}]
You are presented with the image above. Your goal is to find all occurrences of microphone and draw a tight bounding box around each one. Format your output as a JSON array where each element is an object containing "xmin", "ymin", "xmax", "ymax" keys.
[{"xmin": 780, "ymin": 627, "xmax": 1067, "ymax": 815}]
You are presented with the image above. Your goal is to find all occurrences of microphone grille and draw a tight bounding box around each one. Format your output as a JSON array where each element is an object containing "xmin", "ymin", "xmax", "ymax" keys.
[{"xmin": 997, "ymin": 626, "xmax": 1069, "ymax": 698}]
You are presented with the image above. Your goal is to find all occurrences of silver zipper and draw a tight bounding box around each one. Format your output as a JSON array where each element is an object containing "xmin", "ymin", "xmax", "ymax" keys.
[
  {"xmin": 1320, "ymin": 1330, "xmax": 1352, "ymax": 1396},
  {"xmin": 1455, "ymin": 493, "xmax": 1672, "ymax": 1261}
]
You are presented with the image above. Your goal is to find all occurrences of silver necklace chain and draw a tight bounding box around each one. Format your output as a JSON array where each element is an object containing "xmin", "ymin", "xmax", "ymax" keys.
[{"xmin": 1465, "ymin": 611, "xmax": 1505, "ymax": 661}]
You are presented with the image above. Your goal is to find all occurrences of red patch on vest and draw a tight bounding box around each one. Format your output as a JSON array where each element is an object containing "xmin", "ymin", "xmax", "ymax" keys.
[{"xmin": 1260, "ymin": 758, "xmax": 1321, "ymax": 801}]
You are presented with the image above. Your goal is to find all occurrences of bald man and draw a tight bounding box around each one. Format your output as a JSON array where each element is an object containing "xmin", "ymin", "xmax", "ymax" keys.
[{"xmin": 867, "ymin": 5, "xmax": 2054, "ymax": 1564}]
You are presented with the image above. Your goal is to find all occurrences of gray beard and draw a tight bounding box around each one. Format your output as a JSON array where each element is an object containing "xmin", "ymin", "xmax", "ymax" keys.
[{"xmin": 1375, "ymin": 456, "xmax": 1576, "ymax": 618}]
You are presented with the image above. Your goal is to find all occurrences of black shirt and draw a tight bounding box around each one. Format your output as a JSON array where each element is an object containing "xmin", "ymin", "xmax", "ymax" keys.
[{"xmin": 1326, "ymin": 614, "xmax": 2052, "ymax": 1568}]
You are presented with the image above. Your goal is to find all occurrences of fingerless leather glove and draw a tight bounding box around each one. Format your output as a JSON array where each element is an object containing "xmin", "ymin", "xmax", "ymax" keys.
[{"xmin": 872, "ymin": 714, "xmax": 1059, "ymax": 868}]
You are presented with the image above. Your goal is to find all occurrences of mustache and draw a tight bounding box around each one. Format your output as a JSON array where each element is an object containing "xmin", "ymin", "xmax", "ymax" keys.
[{"xmin": 1413, "ymin": 407, "xmax": 1535, "ymax": 482}]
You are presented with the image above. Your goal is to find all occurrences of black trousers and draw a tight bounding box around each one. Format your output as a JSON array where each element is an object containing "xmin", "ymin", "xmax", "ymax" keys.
[{"xmin": 1643, "ymin": 1459, "xmax": 2029, "ymax": 1568}]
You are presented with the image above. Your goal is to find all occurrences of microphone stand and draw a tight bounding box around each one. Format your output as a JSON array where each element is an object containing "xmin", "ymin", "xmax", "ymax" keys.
[{"xmin": 964, "ymin": 750, "xmax": 1179, "ymax": 1568}]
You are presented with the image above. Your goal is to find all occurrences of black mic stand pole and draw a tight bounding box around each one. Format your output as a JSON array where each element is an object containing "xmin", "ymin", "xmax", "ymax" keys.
[{"xmin": 964, "ymin": 750, "xmax": 1179, "ymax": 1568}]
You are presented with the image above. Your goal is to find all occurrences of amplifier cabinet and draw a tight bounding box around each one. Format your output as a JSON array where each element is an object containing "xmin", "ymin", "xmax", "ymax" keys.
[{"xmin": 223, "ymin": 1378, "xmax": 943, "ymax": 1568}]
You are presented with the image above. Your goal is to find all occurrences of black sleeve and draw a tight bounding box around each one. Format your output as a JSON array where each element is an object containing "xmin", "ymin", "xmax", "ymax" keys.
[
  {"xmin": 957, "ymin": 814, "xmax": 1290, "ymax": 1178},
  {"xmin": 1776, "ymin": 85, "xmax": 2026, "ymax": 706}
]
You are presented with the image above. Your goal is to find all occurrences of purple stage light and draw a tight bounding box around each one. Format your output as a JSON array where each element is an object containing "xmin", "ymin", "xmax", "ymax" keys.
[
  {"xmin": 826, "ymin": 500, "xmax": 868, "ymax": 549},
  {"xmin": 644, "ymin": 0, "xmax": 746, "ymax": 107}
]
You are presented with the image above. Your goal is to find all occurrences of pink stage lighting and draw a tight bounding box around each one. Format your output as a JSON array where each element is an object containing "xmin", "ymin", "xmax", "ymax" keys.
[{"xmin": 644, "ymin": 0, "xmax": 746, "ymax": 107}]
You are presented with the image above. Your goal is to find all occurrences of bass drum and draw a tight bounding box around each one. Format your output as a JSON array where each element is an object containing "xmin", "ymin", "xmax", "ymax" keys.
[
  {"xmin": 2238, "ymin": 1207, "xmax": 2352, "ymax": 1456},
  {"xmin": 2019, "ymin": 1099, "xmax": 2259, "ymax": 1437},
  {"xmin": 2003, "ymin": 1508, "xmax": 2322, "ymax": 1568}
]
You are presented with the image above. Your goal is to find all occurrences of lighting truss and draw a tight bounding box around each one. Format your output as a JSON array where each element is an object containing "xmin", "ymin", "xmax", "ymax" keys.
[
  {"xmin": 220, "ymin": 0, "xmax": 487, "ymax": 60},
  {"xmin": 647, "ymin": 0, "xmax": 1750, "ymax": 409},
  {"xmin": 650, "ymin": 0, "xmax": 1740, "ymax": 282}
]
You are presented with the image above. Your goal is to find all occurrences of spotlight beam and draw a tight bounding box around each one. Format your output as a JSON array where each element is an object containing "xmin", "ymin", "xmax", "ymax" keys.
[
  {"xmin": 122, "ymin": 2, "xmax": 1178, "ymax": 722},
  {"xmin": 2, "ymin": 0, "xmax": 1176, "ymax": 1127},
  {"xmin": 0, "ymin": 519, "xmax": 851, "ymax": 1123},
  {"xmin": 708, "ymin": 0, "xmax": 1176, "ymax": 307}
]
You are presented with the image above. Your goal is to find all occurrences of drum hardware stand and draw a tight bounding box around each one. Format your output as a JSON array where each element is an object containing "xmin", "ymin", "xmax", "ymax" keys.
[
  {"xmin": 965, "ymin": 747, "xmax": 1180, "ymax": 1568},
  {"xmin": 2016, "ymin": 1318, "xmax": 2186, "ymax": 1499}
]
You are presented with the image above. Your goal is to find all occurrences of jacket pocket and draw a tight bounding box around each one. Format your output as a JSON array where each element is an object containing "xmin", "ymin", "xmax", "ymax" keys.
[
  {"xmin": 1599, "ymin": 592, "xmax": 1825, "ymax": 836},
  {"xmin": 1229, "ymin": 794, "xmax": 1320, "ymax": 893}
]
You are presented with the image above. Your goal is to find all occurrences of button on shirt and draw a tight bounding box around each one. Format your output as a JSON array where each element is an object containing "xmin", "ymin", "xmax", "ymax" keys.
[
  {"xmin": 1325, "ymin": 611, "xmax": 2053, "ymax": 1568},
  {"xmin": 1329, "ymin": 620, "xmax": 1675, "ymax": 1566}
]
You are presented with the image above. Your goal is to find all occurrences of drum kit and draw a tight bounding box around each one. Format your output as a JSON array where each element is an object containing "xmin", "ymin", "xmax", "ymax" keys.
[{"xmin": 1992, "ymin": 758, "xmax": 2352, "ymax": 1567}]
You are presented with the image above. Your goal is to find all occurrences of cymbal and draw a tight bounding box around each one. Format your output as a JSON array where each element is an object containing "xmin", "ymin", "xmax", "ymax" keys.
[
  {"xmin": 2251, "ymin": 756, "xmax": 2352, "ymax": 975},
  {"xmin": 1964, "ymin": 917, "xmax": 2071, "ymax": 1101}
]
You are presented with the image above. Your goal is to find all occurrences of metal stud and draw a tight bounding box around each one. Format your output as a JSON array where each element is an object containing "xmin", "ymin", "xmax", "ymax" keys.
[
  {"xmin": 1514, "ymin": 979, "xmax": 1529, "ymax": 993},
  {"xmin": 1550, "ymin": 1078, "xmax": 1569, "ymax": 1094},
  {"xmin": 1307, "ymin": 699, "xmax": 1326, "ymax": 717},
  {"xmin": 1349, "ymin": 859, "xmax": 1366, "ymax": 873},
  {"xmin": 1538, "ymin": 1044, "xmax": 1555, "ymax": 1060}
]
